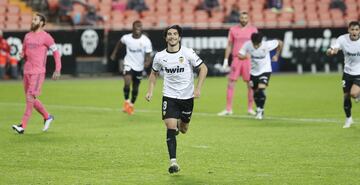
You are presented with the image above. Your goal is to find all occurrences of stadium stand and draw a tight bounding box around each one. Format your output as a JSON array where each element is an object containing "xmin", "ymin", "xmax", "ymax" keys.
[
  {"xmin": 0, "ymin": 0, "xmax": 359, "ymax": 30},
  {"xmin": 0, "ymin": 0, "xmax": 34, "ymax": 30}
]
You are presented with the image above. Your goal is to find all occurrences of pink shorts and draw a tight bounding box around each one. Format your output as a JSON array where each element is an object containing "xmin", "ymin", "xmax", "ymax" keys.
[
  {"xmin": 228, "ymin": 57, "xmax": 251, "ymax": 81},
  {"xmin": 23, "ymin": 73, "xmax": 45, "ymax": 96}
]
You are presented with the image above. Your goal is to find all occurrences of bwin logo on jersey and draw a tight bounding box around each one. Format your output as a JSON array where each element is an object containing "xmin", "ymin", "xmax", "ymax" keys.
[{"xmin": 164, "ymin": 66, "xmax": 185, "ymax": 73}]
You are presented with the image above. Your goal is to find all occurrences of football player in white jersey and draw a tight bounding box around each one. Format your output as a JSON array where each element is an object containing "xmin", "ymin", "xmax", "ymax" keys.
[
  {"xmin": 327, "ymin": 21, "xmax": 360, "ymax": 128},
  {"xmin": 239, "ymin": 32, "xmax": 283, "ymax": 120},
  {"xmin": 110, "ymin": 20, "xmax": 153, "ymax": 115},
  {"xmin": 145, "ymin": 25, "xmax": 208, "ymax": 174}
]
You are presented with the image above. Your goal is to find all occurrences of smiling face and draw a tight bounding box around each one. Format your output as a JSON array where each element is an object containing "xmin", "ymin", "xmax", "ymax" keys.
[
  {"xmin": 348, "ymin": 24, "xmax": 360, "ymax": 41},
  {"xmin": 165, "ymin": 28, "xmax": 181, "ymax": 47}
]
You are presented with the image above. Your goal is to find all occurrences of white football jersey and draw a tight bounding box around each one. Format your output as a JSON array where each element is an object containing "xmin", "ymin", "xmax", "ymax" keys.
[
  {"xmin": 121, "ymin": 33, "xmax": 152, "ymax": 71},
  {"xmin": 152, "ymin": 46, "xmax": 203, "ymax": 99},
  {"xmin": 331, "ymin": 34, "xmax": 360, "ymax": 75},
  {"xmin": 239, "ymin": 40, "xmax": 279, "ymax": 76}
]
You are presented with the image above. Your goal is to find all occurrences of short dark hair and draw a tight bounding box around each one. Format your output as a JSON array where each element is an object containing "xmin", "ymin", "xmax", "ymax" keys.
[
  {"xmin": 251, "ymin": 32, "xmax": 263, "ymax": 45},
  {"xmin": 163, "ymin": 25, "xmax": 183, "ymax": 38},
  {"xmin": 36, "ymin": 12, "xmax": 46, "ymax": 26},
  {"xmin": 348, "ymin": 21, "xmax": 360, "ymax": 28},
  {"xmin": 240, "ymin": 11, "xmax": 248, "ymax": 15},
  {"xmin": 132, "ymin": 20, "xmax": 142, "ymax": 27}
]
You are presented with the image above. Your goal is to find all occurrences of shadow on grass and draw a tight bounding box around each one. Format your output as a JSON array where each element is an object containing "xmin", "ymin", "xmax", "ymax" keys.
[{"xmin": 167, "ymin": 174, "xmax": 206, "ymax": 185}]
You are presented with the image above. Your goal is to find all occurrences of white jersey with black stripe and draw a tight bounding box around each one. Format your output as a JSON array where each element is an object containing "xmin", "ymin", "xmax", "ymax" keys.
[
  {"xmin": 239, "ymin": 40, "xmax": 279, "ymax": 76},
  {"xmin": 121, "ymin": 33, "xmax": 152, "ymax": 71},
  {"xmin": 331, "ymin": 34, "xmax": 360, "ymax": 75},
  {"xmin": 152, "ymin": 46, "xmax": 203, "ymax": 99}
]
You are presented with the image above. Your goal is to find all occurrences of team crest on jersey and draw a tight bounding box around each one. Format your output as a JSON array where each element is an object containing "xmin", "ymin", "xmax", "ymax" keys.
[{"xmin": 179, "ymin": 56, "xmax": 184, "ymax": 63}]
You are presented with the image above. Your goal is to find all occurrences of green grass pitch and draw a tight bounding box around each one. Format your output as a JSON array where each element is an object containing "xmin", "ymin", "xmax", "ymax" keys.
[{"xmin": 1, "ymin": 74, "xmax": 360, "ymax": 184}]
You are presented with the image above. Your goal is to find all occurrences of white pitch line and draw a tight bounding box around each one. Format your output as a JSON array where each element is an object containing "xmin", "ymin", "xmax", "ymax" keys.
[{"xmin": 0, "ymin": 102, "xmax": 343, "ymax": 124}]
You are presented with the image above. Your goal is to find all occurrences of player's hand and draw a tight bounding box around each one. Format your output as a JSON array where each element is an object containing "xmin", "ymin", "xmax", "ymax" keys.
[
  {"xmin": 194, "ymin": 89, "xmax": 201, "ymax": 98},
  {"xmin": 222, "ymin": 58, "xmax": 229, "ymax": 69},
  {"xmin": 272, "ymin": 55, "xmax": 279, "ymax": 61},
  {"xmin": 110, "ymin": 54, "xmax": 116, "ymax": 61},
  {"xmin": 19, "ymin": 51, "xmax": 24, "ymax": 59},
  {"xmin": 52, "ymin": 71, "xmax": 61, "ymax": 80},
  {"xmin": 326, "ymin": 48, "xmax": 339, "ymax": 56},
  {"xmin": 145, "ymin": 92, "xmax": 152, "ymax": 102}
]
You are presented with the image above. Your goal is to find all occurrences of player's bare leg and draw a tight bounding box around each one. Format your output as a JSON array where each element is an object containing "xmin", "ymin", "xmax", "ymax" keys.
[
  {"xmin": 350, "ymin": 84, "xmax": 360, "ymax": 103},
  {"xmin": 247, "ymin": 82, "xmax": 255, "ymax": 115},
  {"xmin": 178, "ymin": 119, "xmax": 189, "ymax": 134}
]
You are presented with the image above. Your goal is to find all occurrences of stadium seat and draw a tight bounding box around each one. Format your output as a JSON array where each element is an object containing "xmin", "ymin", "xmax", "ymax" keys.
[
  {"xmin": 6, "ymin": 14, "xmax": 20, "ymax": 23},
  {"xmin": 5, "ymin": 22, "xmax": 19, "ymax": 30},
  {"xmin": 20, "ymin": 13, "xmax": 32, "ymax": 24},
  {"xmin": 101, "ymin": 0, "xmax": 112, "ymax": 4},
  {"xmin": 0, "ymin": 6, "xmax": 6, "ymax": 14},
  {"xmin": 7, "ymin": 5, "xmax": 20, "ymax": 14},
  {"xmin": 0, "ymin": 15, "xmax": 5, "ymax": 23},
  {"xmin": 0, "ymin": 0, "xmax": 8, "ymax": 6}
]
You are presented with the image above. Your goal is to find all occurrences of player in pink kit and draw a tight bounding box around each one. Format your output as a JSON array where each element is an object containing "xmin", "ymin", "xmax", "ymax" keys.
[
  {"xmin": 12, "ymin": 13, "xmax": 61, "ymax": 134},
  {"xmin": 218, "ymin": 11, "xmax": 258, "ymax": 116}
]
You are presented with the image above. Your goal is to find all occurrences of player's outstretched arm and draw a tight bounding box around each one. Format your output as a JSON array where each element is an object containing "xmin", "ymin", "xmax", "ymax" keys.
[
  {"xmin": 272, "ymin": 40, "xmax": 283, "ymax": 62},
  {"xmin": 194, "ymin": 63, "xmax": 208, "ymax": 98},
  {"xmin": 145, "ymin": 70, "xmax": 158, "ymax": 102},
  {"xmin": 110, "ymin": 40, "xmax": 123, "ymax": 61}
]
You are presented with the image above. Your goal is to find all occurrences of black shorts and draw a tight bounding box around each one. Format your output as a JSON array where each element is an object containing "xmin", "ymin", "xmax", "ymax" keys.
[
  {"xmin": 162, "ymin": 96, "xmax": 194, "ymax": 123},
  {"xmin": 250, "ymin": 72, "xmax": 271, "ymax": 90},
  {"xmin": 124, "ymin": 68, "xmax": 143, "ymax": 83},
  {"xmin": 342, "ymin": 72, "xmax": 360, "ymax": 93}
]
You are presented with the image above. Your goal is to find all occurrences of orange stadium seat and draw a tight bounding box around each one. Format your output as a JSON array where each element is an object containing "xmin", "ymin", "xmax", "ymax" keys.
[
  {"xmin": 182, "ymin": 4, "xmax": 196, "ymax": 15},
  {"xmin": 0, "ymin": 0, "xmax": 8, "ymax": 6},
  {"xmin": 6, "ymin": 14, "xmax": 20, "ymax": 23},
  {"xmin": 5, "ymin": 22, "xmax": 19, "ymax": 30},
  {"xmin": 0, "ymin": 15, "xmax": 5, "ymax": 23},
  {"xmin": 87, "ymin": 0, "xmax": 100, "ymax": 8},
  {"xmin": 155, "ymin": 14, "xmax": 168, "ymax": 27},
  {"xmin": 0, "ymin": 6, "xmax": 6, "ymax": 14},
  {"xmin": 7, "ymin": 5, "xmax": 20, "ymax": 14},
  {"xmin": 101, "ymin": 0, "xmax": 112, "ymax": 4},
  {"xmin": 169, "ymin": 6, "xmax": 181, "ymax": 14},
  {"xmin": 145, "ymin": 0, "xmax": 155, "ymax": 4},
  {"xmin": 20, "ymin": 13, "xmax": 32, "ymax": 24},
  {"xmin": 112, "ymin": 12, "xmax": 125, "ymax": 21}
]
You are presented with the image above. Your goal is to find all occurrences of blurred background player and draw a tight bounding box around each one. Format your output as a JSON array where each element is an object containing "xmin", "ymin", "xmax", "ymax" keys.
[
  {"xmin": 326, "ymin": 21, "xmax": 360, "ymax": 128},
  {"xmin": 12, "ymin": 13, "xmax": 62, "ymax": 134},
  {"xmin": 110, "ymin": 20, "xmax": 152, "ymax": 115},
  {"xmin": 0, "ymin": 30, "xmax": 18, "ymax": 80},
  {"xmin": 239, "ymin": 32, "xmax": 283, "ymax": 119},
  {"xmin": 145, "ymin": 25, "xmax": 208, "ymax": 174},
  {"xmin": 218, "ymin": 11, "xmax": 258, "ymax": 116}
]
